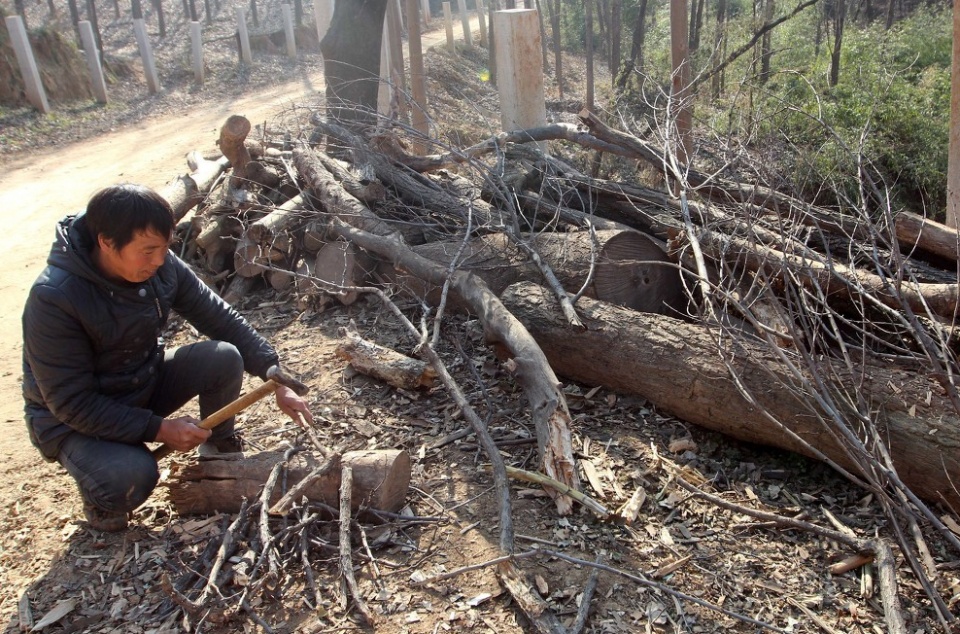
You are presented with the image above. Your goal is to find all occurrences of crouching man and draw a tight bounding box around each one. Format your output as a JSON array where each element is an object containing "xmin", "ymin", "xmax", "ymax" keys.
[{"xmin": 21, "ymin": 184, "xmax": 314, "ymax": 532}]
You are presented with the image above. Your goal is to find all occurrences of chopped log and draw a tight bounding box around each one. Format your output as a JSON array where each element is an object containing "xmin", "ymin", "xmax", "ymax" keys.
[
  {"xmin": 294, "ymin": 146, "xmax": 580, "ymax": 513},
  {"xmin": 384, "ymin": 230, "xmax": 684, "ymax": 315},
  {"xmin": 219, "ymin": 115, "xmax": 253, "ymax": 203},
  {"xmin": 500, "ymin": 281, "xmax": 960, "ymax": 510},
  {"xmin": 157, "ymin": 151, "xmax": 230, "ymax": 222},
  {"xmin": 234, "ymin": 196, "xmax": 304, "ymax": 277},
  {"xmin": 335, "ymin": 323, "xmax": 437, "ymax": 389},
  {"xmin": 194, "ymin": 214, "xmax": 243, "ymax": 273},
  {"xmin": 245, "ymin": 160, "xmax": 282, "ymax": 190},
  {"xmin": 221, "ymin": 274, "xmax": 257, "ymax": 305},
  {"xmin": 167, "ymin": 449, "xmax": 411, "ymax": 516},
  {"xmin": 313, "ymin": 238, "xmax": 376, "ymax": 305},
  {"xmin": 895, "ymin": 211, "xmax": 960, "ymax": 263}
]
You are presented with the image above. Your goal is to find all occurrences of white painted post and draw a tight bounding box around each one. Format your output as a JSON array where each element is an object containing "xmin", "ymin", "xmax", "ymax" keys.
[
  {"xmin": 493, "ymin": 9, "xmax": 546, "ymax": 150},
  {"xmin": 190, "ymin": 21, "xmax": 204, "ymax": 84},
  {"xmin": 79, "ymin": 21, "xmax": 108, "ymax": 103},
  {"xmin": 420, "ymin": 0, "xmax": 431, "ymax": 25},
  {"xmin": 4, "ymin": 16, "xmax": 50, "ymax": 113},
  {"xmin": 442, "ymin": 2, "xmax": 455, "ymax": 53},
  {"xmin": 282, "ymin": 4, "xmax": 297, "ymax": 59},
  {"xmin": 314, "ymin": 0, "xmax": 334, "ymax": 44},
  {"xmin": 394, "ymin": 0, "xmax": 404, "ymax": 33},
  {"xmin": 378, "ymin": 15, "xmax": 392, "ymax": 116},
  {"xmin": 457, "ymin": 0, "xmax": 472, "ymax": 48},
  {"xmin": 133, "ymin": 18, "xmax": 161, "ymax": 93},
  {"xmin": 236, "ymin": 7, "xmax": 252, "ymax": 64},
  {"xmin": 476, "ymin": 0, "xmax": 487, "ymax": 48}
]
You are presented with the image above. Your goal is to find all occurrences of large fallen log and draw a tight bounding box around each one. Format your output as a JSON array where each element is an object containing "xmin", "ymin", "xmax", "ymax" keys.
[
  {"xmin": 500, "ymin": 281, "xmax": 960, "ymax": 510},
  {"xmin": 384, "ymin": 229, "xmax": 685, "ymax": 315},
  {"xmin": 167, "ymin": 449, "xmax": 411, "ymax": 516}
]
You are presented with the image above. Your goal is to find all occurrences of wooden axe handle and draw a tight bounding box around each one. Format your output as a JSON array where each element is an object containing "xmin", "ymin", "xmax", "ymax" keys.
[{"xmin": 152, "ymin": 379, "xmax": 280, "ymax": 461}]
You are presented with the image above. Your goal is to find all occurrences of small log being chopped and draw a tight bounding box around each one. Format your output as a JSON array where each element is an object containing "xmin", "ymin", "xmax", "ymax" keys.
[
  {"xmin": 500, "ymin": 281, "xmax": 960, "ymax": 510},
  {"xmin": 335, "ymin": 323, "xmax": 437, "ymax": 389},
  {"xmin": 167, "ymin": 449, "xmax": 411, "ymax": 516}
]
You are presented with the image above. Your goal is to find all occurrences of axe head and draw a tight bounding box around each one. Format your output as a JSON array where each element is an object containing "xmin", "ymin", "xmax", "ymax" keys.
[{"xmin": 266, "ymin": 365, "xmax": 310, "ymax": 396}]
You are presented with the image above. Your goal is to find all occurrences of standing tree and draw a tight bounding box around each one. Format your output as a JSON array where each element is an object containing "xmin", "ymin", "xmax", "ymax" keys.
[
  {"xmin": 610, "ymin": 0, "xmax": 622, "ymax": 82},
  {"xmin": 760, "ymin": 0, "xmax": 776, "ymax": 83},
  {"xmin": 320, "ymin": 0, "xmax": 390, "ymax": 127},
  {"xmin": 711, "ymin": 0, "xmax": 727, "ymax": 97},
  {"xmin": 828, "ymin": 0, "xmax": 846, "ymax": 86},
  {"xmin": 617, "ymin": 0, "xmax": 648, "ymax": 90},
  {"xmin": 152, "ymin": 0, "xmax": 167, "ymax": 37},
  {"xmin": 547, "ymin": 0, "xmax": 563, "ymax": 97}
]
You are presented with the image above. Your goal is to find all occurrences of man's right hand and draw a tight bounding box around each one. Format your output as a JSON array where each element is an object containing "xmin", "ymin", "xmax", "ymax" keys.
[{"xmin": 154, "ymin": 416, "xmax": 212, "ymax": 452}]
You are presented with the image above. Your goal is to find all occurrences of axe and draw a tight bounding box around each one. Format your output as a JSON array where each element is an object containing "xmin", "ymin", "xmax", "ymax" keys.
[{"xmin": 152, "ymin": 365, "xmax": 309, "ymax": 461}]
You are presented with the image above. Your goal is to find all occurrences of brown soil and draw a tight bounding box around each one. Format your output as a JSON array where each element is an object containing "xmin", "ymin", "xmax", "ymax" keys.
[{"xmin": 0, "ymin": 2, "xmax": 956, "ymax": 634}]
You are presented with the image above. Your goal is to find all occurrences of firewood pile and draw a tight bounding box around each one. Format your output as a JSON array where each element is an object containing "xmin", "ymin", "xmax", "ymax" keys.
[{"xmin": 162, "ymin": 110, "xmax": 960, "ymax": 631}]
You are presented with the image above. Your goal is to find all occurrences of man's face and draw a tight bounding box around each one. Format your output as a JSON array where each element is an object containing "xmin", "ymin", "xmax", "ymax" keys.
[{"xmin": 96, "ymin": 228, "xmax": 171, "ymax": 283}]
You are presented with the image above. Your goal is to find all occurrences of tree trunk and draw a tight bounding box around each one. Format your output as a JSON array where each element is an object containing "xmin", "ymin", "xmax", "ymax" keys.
[
  {"xmin": 384, "ymin": 230, "xmax": 685, "ymax": 315},
  {"xmin": 168, "ymin": 449, "xmax": 411, "ymax": 515},
  {"xmin": 712, "ymin": 0, "xmax": 727, "ymax": 97},
  {"xmin": 152, "ymin": 0, "xmax": 166, "ymax": 37},
  {"xmin": 895, "ymin": 212, "xmax": 960, "ymax": 263},
  {"xmin": 610, "ymin": 0, "xmax": 621, "ymax": 81},
  {"xmin": 547, "ymin": 0, "xmax": 562, "ymax": 98},
  {"xmin": 320, "ymin": 0, "xmax": 389, "ymax": 127},
  {"xmin": 585, "ymin": 0, "xmax": 594, "ymax": 110},
  {"xmin": 14, "ymin": 0, "xmax": 27, "ymax": 29},
  {"xmin": 617, "ymin": 0, "xmax": 647, "ymax": 90},
  {"xmin": 500, "ymin": 281, "xmax": 960, "ymax": 510},
  {"xmin": 829, "ymin": 0, "xmax": 846, "ymax": 87},
  {"xmin": 760, "ymin": 0, "xmax": 775, "ymax": 83},
  {"xmin": 86, "ymin": 0, "xmax": 104, "ymax": 51}
]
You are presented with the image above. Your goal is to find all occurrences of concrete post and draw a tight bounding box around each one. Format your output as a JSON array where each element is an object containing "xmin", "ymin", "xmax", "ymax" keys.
[
  {"xmin": 79, "ymin": 20, "xmax": 108, "ymax": 103},
  {"xmin": 493, "ymin": 9, "xmax": 546, "ymax": 149},
  {"xmin": 4, "ymin": 15, "xmax": 50, "ymax": 113},
  {"xmin": 457, "ymin": 0, "xmax": 472, "ymax": 48},
  {"xmin": 282, "ymin": 4, "xmax": 297, "ymax": 59},
  {"xmin": 442, "ymin": 2, "xmax": 455, "ymax": 53},
  {"xmin": 476, "ymin": 0, "xmax": 487, "ymax": 48},
  {"xmin": 420, "ymin": 0, "xmax": 431, "ymax": 25},
  {"xmin": 133, "ymin": 18, "xmax": 161, "ymax": 93},
  {"xmin": 190, "ymin": 21, "xmax": 204, "ymax": 84},
  {"xmin": 313, "ymin": 0, "xmax": 333, "ymax": 44},
  {"xmin": 236, "ymin": 8, "xmax": 252, "ymax": 64}
]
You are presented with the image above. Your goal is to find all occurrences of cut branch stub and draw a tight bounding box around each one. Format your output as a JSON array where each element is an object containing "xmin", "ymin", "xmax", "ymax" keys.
[{"xmin": 219, "ymin": 114, "xmax": 253, "ymax": 192}]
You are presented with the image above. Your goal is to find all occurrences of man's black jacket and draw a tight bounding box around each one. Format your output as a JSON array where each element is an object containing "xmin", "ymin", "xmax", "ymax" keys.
[{"xmin": 21, "ymin": 213, "xmax": 279, "ymax": 458}]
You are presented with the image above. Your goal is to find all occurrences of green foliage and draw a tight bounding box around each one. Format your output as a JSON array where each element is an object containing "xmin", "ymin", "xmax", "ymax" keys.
[{"xmin": 749, "ymin": 6, "xmax": 952, "ymax": 215}]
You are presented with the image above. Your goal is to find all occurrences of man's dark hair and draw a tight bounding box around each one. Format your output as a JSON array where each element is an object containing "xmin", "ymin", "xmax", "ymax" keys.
[{"xmin": 85, "ymin": 184, "xmax": 175, "ymax": 250}]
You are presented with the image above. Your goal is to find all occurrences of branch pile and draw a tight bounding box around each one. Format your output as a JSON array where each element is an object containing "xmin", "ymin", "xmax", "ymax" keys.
[{"xmin": 166, "ymin": 110, "xmax": 960, "ymax": 631}]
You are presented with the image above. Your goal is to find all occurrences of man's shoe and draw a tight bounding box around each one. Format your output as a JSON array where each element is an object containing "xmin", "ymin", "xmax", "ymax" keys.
[
  {"xmin": 83, "ymin": 503, "xmax": 129, "ymax": 532},
  {"xmin": 198, "ymin": 432, "xmax": 245, "ymax": 459}
]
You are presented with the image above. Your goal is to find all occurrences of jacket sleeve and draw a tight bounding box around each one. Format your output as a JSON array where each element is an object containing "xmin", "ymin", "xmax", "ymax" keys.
[
  {"xmin": 23, "ymin": 283, "xmax": 164, "ymax": 444},
  {"xmin": 168, "ymin": 256, "xmax": 279, "ymax": 379}
]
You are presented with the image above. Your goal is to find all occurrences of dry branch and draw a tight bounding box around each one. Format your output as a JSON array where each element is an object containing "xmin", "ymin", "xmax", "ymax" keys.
[{"xmin": 335, "ymin": 323, "xmax": 437, "ymax": 389}]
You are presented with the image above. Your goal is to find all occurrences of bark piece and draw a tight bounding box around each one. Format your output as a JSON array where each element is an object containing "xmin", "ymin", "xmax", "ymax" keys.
[
  {"xmin": 335, "ymin": 324, "xmax": 437, "ymax": 389},
  {"xmin": 500, "ymin": 281, "xmax": 960, "ymax": 510},
  {"xmin": 167, "ymin": 449, "xmax": 411, "ymax": 516}
]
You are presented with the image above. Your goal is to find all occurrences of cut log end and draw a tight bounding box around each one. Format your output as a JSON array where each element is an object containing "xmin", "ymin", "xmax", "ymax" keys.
[{"xmin": 592, "ymin": 231, "xmax": 685, "ymax": 315}]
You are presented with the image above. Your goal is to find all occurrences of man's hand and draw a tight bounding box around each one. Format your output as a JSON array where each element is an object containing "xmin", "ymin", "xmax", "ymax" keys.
[
  {"xmin": 155, "ymin": 416, "xmax": 212, "ymax": 452},
  {"xmin": 274, "ymin": 385, "xmax": 315, "ymax": 425}
]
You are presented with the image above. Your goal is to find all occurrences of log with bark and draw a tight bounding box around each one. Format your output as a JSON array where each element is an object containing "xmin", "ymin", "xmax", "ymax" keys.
[
  {"xmin": 500, "ymin": 281, "xmax": 960, "ymax": 510},
  {"xmin": 167, "ymin": 449, "xmax": 411, "ymax": 516}
]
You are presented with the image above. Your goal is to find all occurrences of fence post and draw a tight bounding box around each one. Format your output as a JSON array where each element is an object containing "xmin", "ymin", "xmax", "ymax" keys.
[
  {"xmin": 442, "ymin": 2, "xmax": 455, "ymax": 53},
  {"xmin": 457, "ymin": 0, "xmax": 472, "ymax": 48},
  {"xmin": 476, "ymin": 0, "xmax": 487, "ymax": 47},
  {"xmin": 313, "ymin": 0, "xmax": 333, "ymax": 44},
  {"xmin": 236, "ymin": 7, "xmax": 252, "ymax": 64},
  {"xmin": 79, "ymin": 20, "xmax": 109, "ymax": 103},
  {"xmin": 190, "ymin": 21, "xmax": 204, "ymax": 83},
  {"xmin": 493, "ymin": 9, "xmax": 546, "ymax": 149},
  {"xmin": 133, "ymin": 18, "xmax": 162, "ymax": 93},
  {"xmin": 4, "ymin": 16, "xmax": 50, "ymax": 113},
  {"xmin": 282, "ymin": 4, "xmax": 297, "ymax": 58},
  {"xmin": 420, "ymin": 0, "xmax": 430, "ymax": 25}
]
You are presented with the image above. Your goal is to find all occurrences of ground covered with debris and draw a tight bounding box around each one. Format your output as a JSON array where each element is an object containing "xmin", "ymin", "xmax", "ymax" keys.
[{"xmin": 2, "ymin": 1, "xmax": 959, "ymax": 633}]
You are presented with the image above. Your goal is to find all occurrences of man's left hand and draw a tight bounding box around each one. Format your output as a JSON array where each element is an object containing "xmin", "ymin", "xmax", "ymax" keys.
[{"xmin": 274, "ymin": 385, "xmax": 315, "ymax": 425}]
